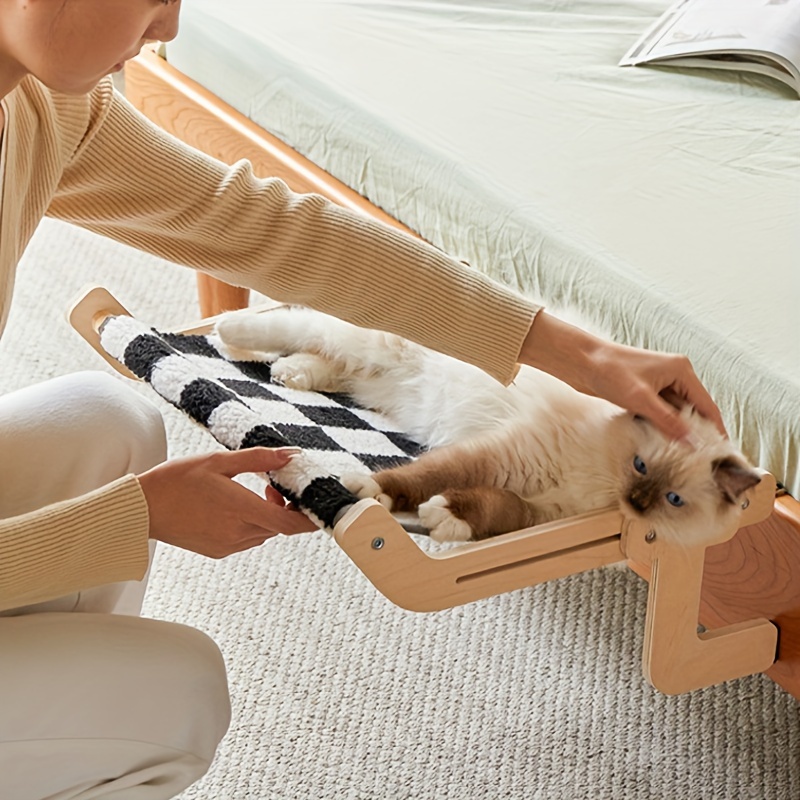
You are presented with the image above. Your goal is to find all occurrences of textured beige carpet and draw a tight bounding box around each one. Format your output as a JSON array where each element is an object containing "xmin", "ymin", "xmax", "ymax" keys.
[{"xmin": 2, "ymin": 218, "xmax": 798, "ymax": 800}]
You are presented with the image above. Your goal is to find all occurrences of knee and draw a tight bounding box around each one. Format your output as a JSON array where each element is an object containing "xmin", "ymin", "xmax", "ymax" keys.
[
  {"xmin": 0, "ymin": 372, "xmax": 168, "ymax": 513},
  {"xmin": 0, "ymin": 614, "xmax": 231, "ymax": 798},
  {"xmin": 103, "ymin": 616, "xmax": 232, "ymax": 759},
  {"xmin": 146, "ymin": 621, "xmax": 233, "ymax": 760},
  {"xmin": 76, "ymin": 371, "xmax": 168, "ymax": 473}
]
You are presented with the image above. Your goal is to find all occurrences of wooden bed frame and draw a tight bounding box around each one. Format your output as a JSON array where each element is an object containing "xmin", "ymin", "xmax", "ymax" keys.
[{"xmin": 123, "ymin": 48, "xmax": 800, "ymax": 699}]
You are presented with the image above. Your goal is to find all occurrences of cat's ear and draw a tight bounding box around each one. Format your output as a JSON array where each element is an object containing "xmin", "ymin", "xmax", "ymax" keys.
[{"xmin": 712, "ymin": 457, "xmax": 762, "ymax": 504}]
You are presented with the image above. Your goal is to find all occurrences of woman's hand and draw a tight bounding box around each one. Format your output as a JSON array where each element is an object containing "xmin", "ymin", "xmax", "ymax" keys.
[
  {"xmin": 138, "ymin": 447, "xmax": 318, "ymax": 559},
  {"xmin": 518, "ymin": 311, "xmax": 726, "ymax": 442}
]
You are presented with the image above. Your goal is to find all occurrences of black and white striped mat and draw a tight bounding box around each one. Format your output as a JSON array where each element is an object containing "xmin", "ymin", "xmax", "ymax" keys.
[{"xmin": 99, "ymin": 315, "xmax": 424, "ymax": 531}]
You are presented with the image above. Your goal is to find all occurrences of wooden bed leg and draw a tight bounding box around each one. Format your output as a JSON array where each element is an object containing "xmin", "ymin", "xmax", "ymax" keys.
[
  {"xmin": 197, "ymin": 273, "xmax": 250, "ymax": 317},
  {"xmin": 628, "ymin": 520, "xmax": 777, "ymax": 694}
]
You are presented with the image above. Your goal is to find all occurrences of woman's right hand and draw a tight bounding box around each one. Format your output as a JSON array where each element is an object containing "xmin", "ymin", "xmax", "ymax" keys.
[
  {"xmin": 138, "ymin": 447, "xmax": 318, "ymax": 558},
  {"xmin": 518, "ymin": 311, "xmax": 726, "ymax": 443}
]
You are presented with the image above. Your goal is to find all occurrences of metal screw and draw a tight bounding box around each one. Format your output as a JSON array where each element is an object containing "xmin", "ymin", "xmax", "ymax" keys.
[
  {"xmin": 645, "ymin": 530, "xmax": 657, "ymax": 543},
  {"xmin": 371, "ymin": 537, "xmax": 385, "ymax": 550},
  {"xmin": 741, "ymin": 498, "xmax": 750, "ymax": 510}
]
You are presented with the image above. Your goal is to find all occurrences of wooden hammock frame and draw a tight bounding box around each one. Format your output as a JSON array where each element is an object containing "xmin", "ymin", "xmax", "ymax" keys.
[{"xmin": 70, "ymin": 285, "xmax": 779, "ymax": 696}]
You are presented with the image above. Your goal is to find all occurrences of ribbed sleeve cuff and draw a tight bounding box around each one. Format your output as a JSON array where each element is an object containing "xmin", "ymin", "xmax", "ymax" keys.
[{"xmin": 0, "ymin": 476, "xmax": 151, "ymax": 612}]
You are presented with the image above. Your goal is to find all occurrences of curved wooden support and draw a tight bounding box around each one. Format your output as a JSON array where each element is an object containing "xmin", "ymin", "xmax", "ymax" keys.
[
  {"xmin": 624, "ymin": 473, "xmax": 778, "ymax": 694},
  {"xmin": 334, "ymin": 501, "xmax": 625, "ymax": 612},
  {"xmin": 643, "ymin": 536, "xmax": 776, "ymax": 695},
  {"xmin": 67, "ymin": 285, "xmax": 138, "ymax": 379},
  {"xmin": 67, "ymin": 285, "xmax": 278, "ymax": 378}
]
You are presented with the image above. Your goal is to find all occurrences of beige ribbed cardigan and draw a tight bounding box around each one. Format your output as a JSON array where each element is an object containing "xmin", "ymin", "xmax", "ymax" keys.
[{"xmin": 0, "ymin": 76, "xmax": 539, "ymax": 611}]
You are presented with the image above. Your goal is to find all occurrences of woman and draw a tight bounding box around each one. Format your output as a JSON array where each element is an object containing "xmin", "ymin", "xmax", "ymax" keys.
[{"xmin": 0, "ymin": 1, "xmax": 724, "ymax": 797}]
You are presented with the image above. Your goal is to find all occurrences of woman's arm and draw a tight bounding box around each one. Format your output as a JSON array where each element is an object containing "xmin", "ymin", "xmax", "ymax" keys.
[
  {"xmin": 48, "ymin": 80, "xmax": 538, "ymax": 386},
  {"xmin": 0, "ymin": 477, "xmax": 150, "ymax": 612}
]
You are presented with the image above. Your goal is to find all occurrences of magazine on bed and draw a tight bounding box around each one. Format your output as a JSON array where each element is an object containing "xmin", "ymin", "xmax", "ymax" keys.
[{"xmin": 619, "ymin": 0, "xmax": 800, "ymax": 98}]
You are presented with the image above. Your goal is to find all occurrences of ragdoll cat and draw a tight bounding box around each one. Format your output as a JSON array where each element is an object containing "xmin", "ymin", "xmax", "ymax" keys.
[{"xmin": 215, "ymin": 306, "xmax": 761, "ymax": 545}]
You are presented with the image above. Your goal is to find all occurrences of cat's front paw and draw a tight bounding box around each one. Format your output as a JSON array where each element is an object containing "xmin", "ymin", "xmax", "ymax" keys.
[
  {"xmin": 418, "ymin": 495, "xmax": 473, "ymax": 542},
  {"xmin": 340, "ymin": 471, "xmax": 394, "ymax": 510}
]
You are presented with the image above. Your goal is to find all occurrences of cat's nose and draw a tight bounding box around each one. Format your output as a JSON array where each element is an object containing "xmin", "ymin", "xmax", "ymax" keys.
[{"xmin": 627, "ymin": 485, "xmax": 653, "ymax": 513}]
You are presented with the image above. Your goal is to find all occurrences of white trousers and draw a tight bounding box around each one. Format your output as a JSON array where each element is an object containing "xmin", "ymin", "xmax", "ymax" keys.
[{"xmin": 0, "ymin": 373, "xmax": 231, "ymax": 799}]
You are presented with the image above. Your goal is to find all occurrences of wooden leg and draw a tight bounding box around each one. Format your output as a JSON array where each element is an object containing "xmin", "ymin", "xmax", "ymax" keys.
[
  {"xmin": 626, "ymin": 518, "xmax": 777, "ymax": 695},
  {"xmin": 630, "ymin": 492, "xmax": 800, "ymax": 699},
  {"xmin": 699, "ymin": 494, "xmax": 800, "ymax": 699},
  {"xmin": 196, "ymin": 273, "xmax": 250, "ymax": 317},
  {"xmin": 624, "ymin": 475, "xmax": 779, "ymax": 695}
]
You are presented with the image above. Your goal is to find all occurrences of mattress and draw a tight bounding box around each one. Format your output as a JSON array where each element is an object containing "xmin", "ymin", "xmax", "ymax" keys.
[{"xmin": 165, "ymin": 0, "xmax": 800, "ymax": 497}]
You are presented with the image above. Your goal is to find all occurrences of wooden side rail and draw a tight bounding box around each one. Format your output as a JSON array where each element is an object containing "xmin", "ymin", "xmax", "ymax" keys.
[
  {"xmin": 334, "ymin": 503, "xmax": 625, "ymax": 612},
  {"xmin": 67, "ymin": 285, "xmax": 779, "ymax": 695}
]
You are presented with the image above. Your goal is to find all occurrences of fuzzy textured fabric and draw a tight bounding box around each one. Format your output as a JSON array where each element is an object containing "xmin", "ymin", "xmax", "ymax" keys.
[{"xmin": 99, "ymin": 314, "xmax": 425, "ymax": 530}]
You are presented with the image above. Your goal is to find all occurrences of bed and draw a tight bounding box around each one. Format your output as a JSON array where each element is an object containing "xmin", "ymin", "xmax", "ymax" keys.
[{"xmin": 122, "ymin": 0, "xmax": 800, "ymax": 697}]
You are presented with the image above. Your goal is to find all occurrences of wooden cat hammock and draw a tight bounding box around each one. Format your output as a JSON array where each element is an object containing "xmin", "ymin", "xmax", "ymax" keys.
[{"xmin": 69, "ymin": 285, "xmax": 779, "ymax": 697}]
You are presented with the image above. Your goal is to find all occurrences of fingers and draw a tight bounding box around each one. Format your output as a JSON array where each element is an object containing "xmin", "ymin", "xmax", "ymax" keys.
[
  {"xmin": 215, "ymin": 446, "xmax": 301, "ymax": 478},
  {"xmin": 649, "ymin": 356, "xmax": 726, "ymax": 439},
  {"xmin": 264, "ymin": 483, "xmax": 286, "ymax": 506},
  {"xmin": 264, "ymin": 480, "xmax": 318, "ymax": 533},
  {"xmin": 658, "ymin": 386, "xmax": 688, "ymax": 411},
  {"xmin": 672, "ymin": 369, "xmax": 727, "ymax": 437},
  {"xmin": 628, "ymin": 355, "xmax": 727, "ymax": 443},
  {"xmin": 230, "ymin": 512, "xmax": 316, "ymax": 554},
  {"xmin": 638, "ymin": 391, "xmax": 693, "ymax": 443},
  {"xmin": 211, "ymin": 447, "xmax": 318, "ymax": 532},
  {"xmin": 227, "ymin": 473, "xmax": 318, "ymax": 535},
  {"xmin": 519, "ymin": 313, "xmax": 726, "ymax": 443},
  {"xmin": 140, "ymin": 447, "xmax": 317, "ymax": 559}
]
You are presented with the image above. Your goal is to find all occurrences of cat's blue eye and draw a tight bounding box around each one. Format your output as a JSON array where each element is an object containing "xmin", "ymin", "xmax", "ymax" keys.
[
  {"xmin": 633, "ymin": 455, "xmax": 647, "ymax": 475},
  {"xmin": 666, "ymin": 492, "xmax": 685, "ymax": 507}
]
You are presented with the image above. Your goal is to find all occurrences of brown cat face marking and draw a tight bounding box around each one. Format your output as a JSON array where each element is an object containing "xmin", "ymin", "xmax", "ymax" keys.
[{"xmin": 619, "ymin": 412, "xmax": 762, "ymax": 543}]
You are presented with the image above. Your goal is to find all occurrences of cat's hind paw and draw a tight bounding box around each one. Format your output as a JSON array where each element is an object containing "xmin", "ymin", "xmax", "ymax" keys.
[
  {"xmin": 271, "ymin": 353, "xmax": 337, "ymax": 392},
  {"xmin": 418, "ymin": 495, "xmax": 473, "ymax": 542},
  {"xmin": 212, "ymin": 313, "xmax": 277, "ymax": 361},
  {"xmin": 214, "ymin": 312, "xmax": 260, "ymax": 350},
  {"xmin": 340, "ymin": 471, "xmax": 394, "ymax": 510}
]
